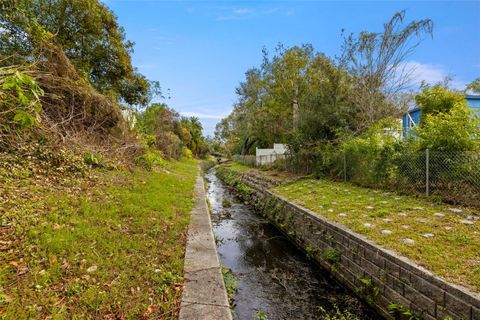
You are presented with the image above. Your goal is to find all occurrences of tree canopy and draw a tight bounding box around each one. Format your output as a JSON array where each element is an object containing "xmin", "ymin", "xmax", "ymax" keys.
[
  {"xmin": 216, "ymin": 12, "xmax": 434, "ymax": 156},
  {"xmin": 0, "ymin": 0, "xmax": 155, "ymax": 106}
]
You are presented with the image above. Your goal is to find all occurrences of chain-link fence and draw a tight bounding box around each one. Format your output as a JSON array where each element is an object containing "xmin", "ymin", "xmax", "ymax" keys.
[
  {"xmin": 339, "ymin": 149, "xmax": 480, "ymax": 207},
  {"xmin": 232, "ymin": 149, "xmax": 480, "ymax": 208},
  {"xmin": 232, "ymin": 153, "xmax": 313, "ymax": 173}
]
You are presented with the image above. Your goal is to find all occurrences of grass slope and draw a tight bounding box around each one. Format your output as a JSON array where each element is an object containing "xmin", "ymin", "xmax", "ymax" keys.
[
  {"xmin": 274, "ymin": 178, "xmax": 480, "ymax": 292},
  {"xmin": 1, "ymin": 159, "xmax": 198, "ymax": 319}
]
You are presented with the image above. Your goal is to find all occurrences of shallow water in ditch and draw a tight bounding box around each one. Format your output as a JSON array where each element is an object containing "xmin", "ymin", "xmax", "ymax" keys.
[{"xmin": 205, "ymin": 169, "xmax": 381, "ymax": 320}]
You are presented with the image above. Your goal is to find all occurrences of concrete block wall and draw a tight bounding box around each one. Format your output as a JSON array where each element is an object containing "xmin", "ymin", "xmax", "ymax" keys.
[{"xmin": 226, "ymin": 171, "xmax": 480, "ymax": 320}]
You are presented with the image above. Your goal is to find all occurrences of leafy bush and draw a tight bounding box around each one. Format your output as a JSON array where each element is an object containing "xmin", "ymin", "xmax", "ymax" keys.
[
  {"xmin": 139, "ymin": 133, "xmax": 157, "ymax": 149},
  {"xmin": 332, "ymin": 118, "xmax": 401, "ymax": 187},
  {"xmin": 416, "ymin": 84, "xmax": 466, "ymax": 122},
  {"xmin": 0, "ymin": 68, "xmax": 43, "ymax": 134},
  {"xmin": 415, "ymin": 102, "xmax": 479, "ymax": 152},
  {"xmin": 83, "ymin": 152, "xmax": 101, "ymax": 167},
  {"xmin": 134, "ymin": 150, "xmax": 167, "ymax": 170},
  {"xmin": 181, "ymin": 146, "xmax": 193, "ymax": 159}
]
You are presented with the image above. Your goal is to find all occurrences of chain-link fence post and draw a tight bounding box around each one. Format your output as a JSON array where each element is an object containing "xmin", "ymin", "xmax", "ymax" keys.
[{"xmin": 426, "ymin": 148, "xmax": 430, "ymax": 197}]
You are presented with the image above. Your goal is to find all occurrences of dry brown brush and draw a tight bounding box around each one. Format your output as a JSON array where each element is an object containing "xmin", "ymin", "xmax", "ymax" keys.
[{"xmin": 1, "ymin": 40, "xmax": 144, "ymax": 167}]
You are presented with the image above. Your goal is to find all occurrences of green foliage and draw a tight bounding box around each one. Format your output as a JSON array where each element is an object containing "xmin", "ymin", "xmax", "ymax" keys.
[
  {"xmin": 388, "ymin": 303, "xmax": 421, "ymax": 320},
  {"xmin": 323, "ymin": 248, "xmax": 341, "ymax": 265},
  {"xmin": 217, "ymin": 12, "xmax": 433, "ymax": 157},
  {"xmin": 181, "ymin": 146, "xmax": 193, "ymax": 159},
  {"xmin": 83, "ymin": 152, "xmax": 101, "ymax": 167},
  {"xmin": 200, "ymin": 158, "xmax": 216, "ymax": 173},
  {"xmin": 215, "ymin": 44, "xmax": 354, "ymax": 156},
  {"xmin": 221, "ymin": 266, "xmax": 238, "ymax": 306},
  {"xmin": 356, "ymin": 277, "xmax": 380, "ymax": 305},
  {"xmin": 415, "ymin": 102, "xmax": 479, "ymax": 152},
  {"xmin": 0, "ymin": 69, "xmax": 43, "ymax": 132},
  {"xmin": 317, "ymin": 305, "xmax": 361, "ymax": 320},
  {"xmin": 0, "ymin": 0, "xmax": 155, "ymax": 106},
  {"xmin": 335, "ymin": 118, "xmax": 402, "ymax": 186},
  {"xmin": 301, "ymin": 84, "xmax": 480, "ymax": 206},
  {"xmin": 255, "ymin": 310, "xmax": 268, "ymax": 320},
  {"xmin": 137, "ymin": 103, "xmax": 207, "ymax": 160},
  {"xmin": 467, "ymin": 78, "xmax": 480, "ymax": 94},
  {"xmin": 416, "ymin": 84, "xmax": 467, "ymax": 121},
  {"xmin": 134, "ymin": 149, "xmax": 167, "ymax": 171},
  {"xmin": 306, "ymin": 244, "xmax": 319, "ymax": 258},
  {"xmin": 215, "ymin": 165, "xmax": 254, "ymax": 200}
]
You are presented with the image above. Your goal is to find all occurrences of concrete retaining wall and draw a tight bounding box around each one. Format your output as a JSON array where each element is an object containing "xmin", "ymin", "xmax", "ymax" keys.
[{"xmin": 218, "ymin": 168, "xmax": 480, "ymax": 320}]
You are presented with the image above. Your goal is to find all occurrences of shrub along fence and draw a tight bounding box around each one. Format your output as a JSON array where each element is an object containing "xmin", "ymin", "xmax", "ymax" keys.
[{"xmin": 233, "ymin": 149, "xmax": 480, "ymax": 209}]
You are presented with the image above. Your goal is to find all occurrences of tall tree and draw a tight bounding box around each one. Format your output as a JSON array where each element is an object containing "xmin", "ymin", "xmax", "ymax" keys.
[
  {"xmin": 264, "ymin": 44, "xmax": 313, "ymax": 130},
  {"xmin": 0, "ymin": 0, "xmax": 154, "ymax": 106},
  {"xmin": 467, "ymin": 78, "xmax": 480, "ymax": 94},
  {"xmin": 339, "ymin": 11, "xmax": 433, "ymax": 133}
]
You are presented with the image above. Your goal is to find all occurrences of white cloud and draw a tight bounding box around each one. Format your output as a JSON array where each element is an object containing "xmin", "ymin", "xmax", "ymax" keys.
[
  {"xmin": 232, "ymin": 8, "xmax": 251, "ymax": 15},
  {"xmin": 399, "ymin": 61, "xmax": 467, "ymax": 90},
  {"xmin": 180, "ymin": 112, "xmax": 226, "ymax": 120},
  {"xmin": 215, "ymin": 6, "xmax": 293, "ymax": 21}
]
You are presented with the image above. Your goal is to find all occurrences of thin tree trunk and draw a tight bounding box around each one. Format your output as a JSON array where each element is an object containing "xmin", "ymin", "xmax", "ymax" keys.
[{"xmin": 292, "ymin": 87, "xmax": 299, "ymax": 130}]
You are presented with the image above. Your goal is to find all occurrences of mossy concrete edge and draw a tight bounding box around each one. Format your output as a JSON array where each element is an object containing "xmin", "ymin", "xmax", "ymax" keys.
[{"xmin": 179, "ymin": 172, "xmax": 232, "ymax": 320}]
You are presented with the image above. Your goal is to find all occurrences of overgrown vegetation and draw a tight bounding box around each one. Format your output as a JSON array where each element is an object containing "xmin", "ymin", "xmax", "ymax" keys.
[
  {"xmin": 1, "ymin": 0, "xmax": 209, "ymax": 167},
  {"xmin": 317, "ymin": 305, "xmax": 361, "ymax": 320},
  {"xmin": 388, "ymin": 303, "xmax": 421, "ymax": 320},
  {"xmin": 221, "ymin": 266, "xmax": 238, "ymax": 307},
  {"xmin": 356, "ymin": 277, "xmax": 380, "ymax": 305},
  {"xmin": 1, "ymin": 2, "xmax": 209, "ymax": 318}
]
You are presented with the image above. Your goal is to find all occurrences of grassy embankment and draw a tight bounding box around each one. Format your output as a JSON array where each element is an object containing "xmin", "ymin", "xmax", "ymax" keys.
[
  {"xmin": 1, "ymin": 159, "xmax": 198, "ymax": 319},
  {"xmin": 222, "ymin": 162, "xmax": 480, "ymax": 293}
]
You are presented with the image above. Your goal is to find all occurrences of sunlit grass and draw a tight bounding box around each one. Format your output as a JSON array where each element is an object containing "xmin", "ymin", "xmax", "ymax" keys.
[
  {"xmin": 273, "ymin": 178, "xmax": 480, "ymax": 292},
  {"xmin": 1, "ymin": 159, "xmax": 198, "ymax": 319},
  {"xmin": 228, "ymin": 161, "xmax": 251, "ymax": 173}
]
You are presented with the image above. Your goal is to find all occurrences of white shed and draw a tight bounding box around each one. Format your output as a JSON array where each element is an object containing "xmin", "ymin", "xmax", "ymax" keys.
[{"xmin": 255, "ymin": 144, "xmax": 287, "ymax": 165}]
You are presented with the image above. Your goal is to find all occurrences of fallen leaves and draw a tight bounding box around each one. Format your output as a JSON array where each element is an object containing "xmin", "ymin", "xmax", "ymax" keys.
[{"xmin": 86, "ymin": 265, "xmax": 97, "ymax": 273}]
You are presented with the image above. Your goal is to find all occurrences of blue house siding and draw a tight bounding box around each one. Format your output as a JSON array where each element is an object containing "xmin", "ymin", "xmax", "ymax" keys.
[
  {"xmin": 467, "ymin": 95, "xmax": 480, "ymax": 112},
  {"xmin": 402, "ymin": 95, "xmax": 480, "ymax": 137},
  {"xmin": 402, "ymin": 108, "xmax": 421, "ymax": 137}
]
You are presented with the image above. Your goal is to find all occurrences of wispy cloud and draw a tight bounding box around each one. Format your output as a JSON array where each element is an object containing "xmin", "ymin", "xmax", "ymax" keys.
[
  {"xmin": 216, "ymin": 8, "xmax": 254, "ymax": 21},
  {"xmin": 179, "ymin": 111, "xmax": 226, "ymax": 120},
  {"xmin": 399, "ymin": 61, "xmax": 467, "ymax": 90},
  {"xmin": 215, "ymin": 6, "xmax": 294, "ymax": 21},
  {"xmin": 232, "ymin": 8, "xmax": 251, "ymax": 15}
]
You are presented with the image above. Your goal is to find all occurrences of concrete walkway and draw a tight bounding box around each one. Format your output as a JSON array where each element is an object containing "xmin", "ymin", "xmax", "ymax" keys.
[{"xmin": 178, "ymin": 173, "xmax": 232, "ymax": 320}]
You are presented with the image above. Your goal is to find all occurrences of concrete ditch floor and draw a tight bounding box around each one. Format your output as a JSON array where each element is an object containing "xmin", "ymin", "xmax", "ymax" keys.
[{"xmin": 178, "ymin": 173, "xmax": 232, "ymax": 320}]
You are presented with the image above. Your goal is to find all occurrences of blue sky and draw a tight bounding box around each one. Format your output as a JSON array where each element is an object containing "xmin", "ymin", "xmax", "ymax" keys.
[{"xmin": 104, "ymin": 0, "xmax": 480, "ymax": 136}]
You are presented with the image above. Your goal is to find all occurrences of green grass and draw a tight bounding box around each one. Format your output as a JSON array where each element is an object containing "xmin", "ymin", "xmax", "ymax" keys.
[
  {"xmin": 228, "ymin": 161, "xmax": 251, "ymax": 174},
  {"xmin": 221, "ymin": 266, "xmax": 238, "ymax": 306},
  {"xmin": 272, "ymin": 178, "xmax": 480, "ymax": 292},
  {"xmin": 0, "ymin": 159, "xmax": 198, "ymax": 319}
]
